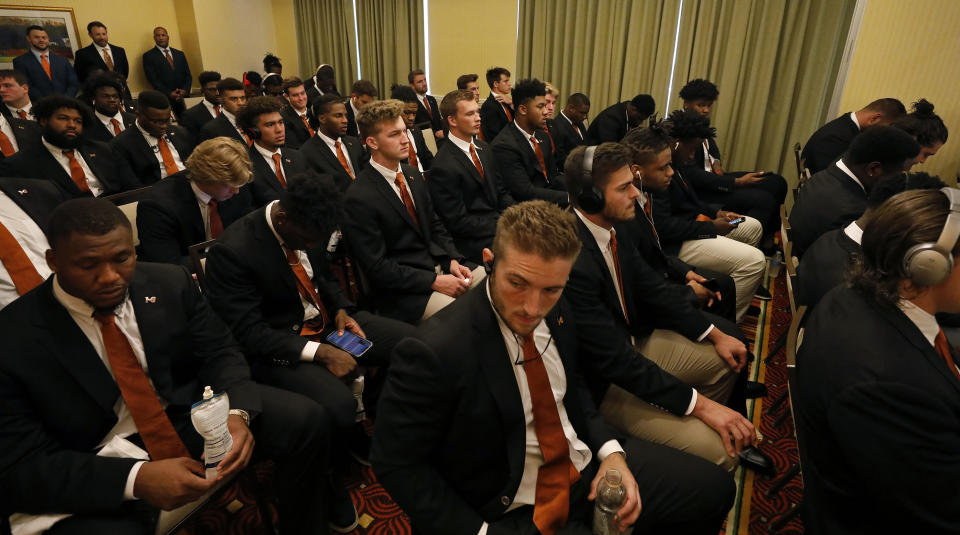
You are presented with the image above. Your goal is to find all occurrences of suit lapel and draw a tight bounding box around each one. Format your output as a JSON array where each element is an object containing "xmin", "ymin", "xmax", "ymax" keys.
[
  {"xmin": 128, "ymin": 269, "xmax": 172, "ymax": 397},
  {"xmin": 882, "ymin": 305, "xmax": 960, "ymax": 396},
  {"xmin": 81, "ymin": 143, "xmax": 112, "ymax": 192},
  {"xmin": 579, "ymin": 221, "xmax": 623, "ymax": 317},
  {"xmin": 370, "ymin": 168, "xmax": 421, "ymax": 234},
  {"xmin": 252, "ymin": 210, "xmax": 299, "ymax": 294},
  {"xmin": 405, "ymin": 169, "xmax": 432, "ymax": 237}
]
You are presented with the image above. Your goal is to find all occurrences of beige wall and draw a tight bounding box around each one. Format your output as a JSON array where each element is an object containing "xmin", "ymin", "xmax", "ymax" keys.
[
  {"xmin": 839, "ymin": 0, "xmax": 960, "ymax": 181},
  {"xmin": 426, "ymin": 0, "xmax": 517, "ymax": 98}
]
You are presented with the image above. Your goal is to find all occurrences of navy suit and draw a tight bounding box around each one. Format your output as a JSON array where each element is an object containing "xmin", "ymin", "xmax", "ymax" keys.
[{"xmin": 13, "ymin": 50, "xmax": 80, "ymax": 100}]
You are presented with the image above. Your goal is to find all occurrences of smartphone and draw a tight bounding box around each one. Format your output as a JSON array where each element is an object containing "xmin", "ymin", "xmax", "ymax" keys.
[
  {"xmin": 701, "ymin": 278, "xmax": 722, "ymax": 293},
  {"xmin": 326, "ymin": 330, "xmax": 373, "ymax": 357},
  {"xmin": 728, "ymin": 216, "xmax": 746, "ymax": 225}
]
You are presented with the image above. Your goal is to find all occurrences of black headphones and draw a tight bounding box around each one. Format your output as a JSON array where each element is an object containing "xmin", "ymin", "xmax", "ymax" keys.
[
  {"xmin": 570, "ymin": 145, "xmax": 605, "ymax": 213},
  {"xmin": 483, "ymin": 258, "xmax": 495, "ymax": 275},
  {"xmin": 244, "ymin": 124, "xmax": 262, "ymax": 140}
]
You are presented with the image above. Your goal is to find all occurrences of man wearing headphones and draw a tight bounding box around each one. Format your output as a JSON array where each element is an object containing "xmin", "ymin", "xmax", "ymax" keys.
[
  {"xmin": 794, "ymin": 187, "xmax": 960, "ymax": 534},
  {"xmin": 237, "ymin": 96, "xmax": 308, "ymax": 207}
]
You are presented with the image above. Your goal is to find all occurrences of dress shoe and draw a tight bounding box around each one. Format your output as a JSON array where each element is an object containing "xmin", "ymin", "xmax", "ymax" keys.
[
  {"xmin": 740, "ymin": 446, "xmax": 776, "ymax": 477},
  {"xmin": 754, "ymin": 286, "xmax": 773, "ymax": 300},
  {"xmin": 346, "ymin": 423, "xmax": 372, "ymax": 466},
  {"xmin": 745, "ymin": 380, "xmax": 768, "ymax": 398},
  {"xmin": 329, "ymin": 490, "xmax": 359, "ymax": 533}
]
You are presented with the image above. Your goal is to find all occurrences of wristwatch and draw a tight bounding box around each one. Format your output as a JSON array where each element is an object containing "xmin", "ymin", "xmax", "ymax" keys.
[{"xmin": 229, "ymin": 409, "xmax": 250, "ymax": 427}]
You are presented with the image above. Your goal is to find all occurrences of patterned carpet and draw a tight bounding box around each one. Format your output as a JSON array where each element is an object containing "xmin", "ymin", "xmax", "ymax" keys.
[{"xmin": 179, "ymin": 266, "xmax": 803, "ymax": 535}]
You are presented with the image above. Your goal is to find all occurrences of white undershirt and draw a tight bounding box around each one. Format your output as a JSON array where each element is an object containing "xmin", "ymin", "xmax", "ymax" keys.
[{"xmin": 0, "ymin": 190, "xmax": 50, "ymax": 309}]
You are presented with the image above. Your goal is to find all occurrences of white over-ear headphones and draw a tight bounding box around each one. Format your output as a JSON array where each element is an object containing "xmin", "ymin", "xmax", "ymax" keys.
[{"xmin": 903, "ymin": 187, "xmax": 960, "ymax": 286}]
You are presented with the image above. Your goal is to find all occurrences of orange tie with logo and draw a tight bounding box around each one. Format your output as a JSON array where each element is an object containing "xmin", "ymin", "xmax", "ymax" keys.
[
  {"xmin": 301, "ymin": 114, "xmax": 315, "ymax": 137},
  {"xmin": 40, "ymin": 54, "xmax": 51, "ymax": 79},
  {"xmin": 285, "ymin": 249, "xmax": 329, "ymax": 336},
  {"xmin": 521, "ymin": 335, "xmax": 580, "ymax": 535},
  {"xmin": 394, "ymin": 172, "xmax": 419, "ymax": 226},
  {"xmin": 530, "ymin": 136, "xmax": 549, "ymax": 182},
  {"xmin": 110, "ymin": 118, "xmax": 122, "ymax": 136},
  {"xmin": 609, "ymin": 231, "xmax": 629, "ymax": 324},
  {"xmin": 62, "ymin": 150, "xmax": 91, "ymax": 193},
  {"xmin": 157, "ymin": 137, "xmax": 179, "ymax": 176},
  {"xmin": 935, "ymin": 330, "xmax": 960, "ymax": 381},
  {"xmin": 469, "ymin": 144, "xmax": 485, "ymax": 181},
  {"xmin": 408, "ymin": 133, "xmax": 419, "ymax": 169},
  {"xmin": 103, "ymin": 48, "xmax": 114, "ymax": 71},
  {"xmin": 93, "ymin": 310, "xmax": 191, "ymax": 460},
  {"xmin": 272, "ymin": 153, "xmax": 287, "ymax": 188},
  {"xmin": 335, "ymin": 140, "xmax": 354, "ymax": 179},
  {"xmin": 16, "ymin": 109, "xmax": 27, "ymax": 120},
  {"xmin": 0, "ymin": 131, "xmax": 15, "ymax": 156},
  {"xmin": 0, "ymin": 221, "xmax": 43, "ymax": 295},
  {"xmin": 207, "ymin": 199, "xmax": 224, "ymax": 238}
]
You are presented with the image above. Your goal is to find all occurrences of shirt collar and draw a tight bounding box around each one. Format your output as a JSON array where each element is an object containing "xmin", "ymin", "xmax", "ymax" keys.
[
  {"xmin": 448, "ymin": 131, "xmax": 475, "ymax": 153},
  {"xmin": 94, "ymin": 43, "xmax": 110, "ymax": 53},
  {"xmin": 52, "ymin": 273, "xmax": 130, "ymax": 319},
  {"xmin": 202, "ymin": 99, "xmax": 218, "ymax": 113},
  {"xmin": 135, "ymin": 120, "xmax": 160, "ymax": 142},
  {"xmin": 369, "ymin": 157, "xmax": 402, "ymax": 181},
  {"xmin": 560, "ymin": 110, "xmax": 575, "ymax": 126},
  {"xmin": 41, "ymin": 136, "xmax": 68, "ymax": 153},
  {"xmin": 31, "ymin": 49, "xmax": 48, "ymax": 61},
  {"xmin": 222, "ymin": 109, "xmax": 237, "ymax": 126},
  {"xmin": 156, "ymin": 45, "xmax": 170, "ymax": 54},
  {"xmin": 263, "ymin": 199, "xmax": 288, "ymax": 248},
  {"xmin": 574, "ymin": 208, "xmax": 613, "ymax": 251},
  {"xmin": 514, "ymin": 121, "xmax": 535, "ymax": 139},
  {"xmin": 350, "ymin": 99, "xmax": 360, "ymax": 117},
  {"xmin": 843, "ymin": 220, "xmax": 863, "ymax": 244},
  {"xmin": 190, "ymin": 180, "xmax": 212, "ymax": 205},
  {"xmin": 254, "ymin": 142, "xmax": 281, "ymax": 159},
  {"xmin": 897, "ymin": 299, "xmax": 939, "ymax": 346},
  {"xmin": 317, "ymin": 129, "xmax": 339, "ymax": 147},
  {"xmin": 849, "ymin": 111, "xmax": 861, "ymax": 131},
  {"xmin": 8, "ymin": 102, "xmax": 31, "ymax": 115},
  {"xmin": 485, "ymin": 278, "xmax": 545, "ymax": 339},
  {"xmin": 835, "ymin": 159, "xmax": 865, "ymax": 191},
  {"xmin": 96, "ymin": 109, "xmax": 122, "ymax": 123}
]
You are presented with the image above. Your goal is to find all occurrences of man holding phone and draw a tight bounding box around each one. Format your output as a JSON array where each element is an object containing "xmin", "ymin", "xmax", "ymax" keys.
[{"xmin": 203, "ymin": 172, "xmax": 416, "ymax": 532}]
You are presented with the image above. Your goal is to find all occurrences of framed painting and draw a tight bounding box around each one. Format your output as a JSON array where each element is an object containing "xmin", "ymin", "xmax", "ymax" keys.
[{"xmin": 0, "ymin": 5, "xmax": 80, "ymax": 68}]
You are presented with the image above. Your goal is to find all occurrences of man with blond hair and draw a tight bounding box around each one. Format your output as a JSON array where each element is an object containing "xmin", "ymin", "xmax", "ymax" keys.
[
  {"xmin": 344, "ymin": 99, "xmax": 482, "ymax": 324},
  {"xmin": 137, "ymin": 137, "xmax": 253, "ymax": 267}
]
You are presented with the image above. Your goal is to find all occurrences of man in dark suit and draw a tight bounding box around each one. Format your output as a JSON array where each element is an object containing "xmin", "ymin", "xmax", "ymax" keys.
[
  {"xmin": 794, "ymin": 188, "xmax": 960, "ymax": 535},
  {"xmin": 802, "ymin": 98, "xmax": 906, "ymax": 174},
  {"xmin": 110, "ymin": 90, "xmax": 194, "ymax": 185},
  {"xmin": 372, "ymin": 200, "xmax": 735, "ymax": 535},
  {"xmin": 73, "ymin": 21, "xmax": 129, "ymax": 83},
  {"xmin": 0, "ymin": 106, "xmax": 40, "ymax": 160},
  {"xmin": 479, "ymin": 66, "xmax": 513, "ymax": 142},
  {"xmin": 12, "ymin": 26, "xmax": 80, "ymax": 100},
  {"xmin": 178, "ymin": 71, "xmax": 221, "ymax": 137},
  {"xmin": 429, "ymin": 89, "xmax": 514, "ymax": 264},
  {"xmin": 280, "ymin": 77, "xmax": 313, "ymax": 149},
  {"xmin": 408, "ymin": 69, "xmax": 444, "ymax": 143},
  {"xmin": 0, "ymin": 177, "xmax": 71, "ymax": 309},
  {"xmin": 142, "ymin": 27, "xmax": 191, "ymax": 117},
  {"xmin": 0, "ymin": 69, "xmax": 35, "ymax": 120},
  {"xmin": 0, "ymin": 95, "xmax": 139, "ymax": 197},
  {"xmin": 301, "ymin": 94, "xmax": 365, "ymax": 192},
  {"xmin": 137, "ymin": 137, "xmax": 253, "ymax": 267},
  {"xmin": 204, "ymin": 174, "xmax": 416, "ymax": 531},
  {"xmin": 585, "ymin": 94, "xmax": 654, "ymax": 145},
  {"xmin": 491, "ymin": 78, "xmax": 568, "ymax": 206},
  {"xmin": 199, "ymin": 78, "xmax": 249, "ymax": 144},
  {"xmin": 391, "ymin": 84, "xmax": 434, "ymax": 173},
  {"xmin": 343, "ymin": 99, "xmax": 483, "ymax": 324},
  {"xmin": 789, "ymin": 126, "xmax": 920, "ymax": 257},
  {"xmin": 344, "ymin": 79, "xmax": 377, "ymax": 138},
  {"xmin": 237, "ymin": 96, "xmax": 308, "ymax": 206},
  {"xmin": 80, "ymin": 73, "xmax": 136, "ymax": 143},
  {"xmin": 0, "ymin": 198, "xmax": 332, "ymax": 534},
  {"xmin": 553, "ymin": 92, "xmax": 589, "ymax": 171},
  {"xmin": 304, "ymin": 64, "xmax": 340, "ymax": 108}
]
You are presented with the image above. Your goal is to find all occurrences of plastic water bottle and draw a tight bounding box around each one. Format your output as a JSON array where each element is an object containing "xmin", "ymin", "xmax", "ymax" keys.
[
  {"xmin": 769, "ymin": 251, "xmax": 783, "ymax": 279},
  {"xmin": 593, "ymin": 469, "xmax": 626, "ymax": 535}
]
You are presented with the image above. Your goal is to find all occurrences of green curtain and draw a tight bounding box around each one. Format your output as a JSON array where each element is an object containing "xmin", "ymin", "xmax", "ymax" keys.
[
  {"xmin": 293, "ymin": 0, "xmax": 358, "ymax": 97},
  {"xmin": 355, "ymin": 0, "xmax": 425, "ymax": 99}
]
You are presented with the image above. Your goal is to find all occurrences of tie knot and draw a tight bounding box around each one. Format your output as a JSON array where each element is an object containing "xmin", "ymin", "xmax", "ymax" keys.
[
  {"xmin": 62, "ymin": 149, "xmax": 74, "ymax": 158},
  {"xmin": 530, "ymin": 135, "xmax": 537, "ymax": 144},
  {"xmin": 395, "ymin": 172, "xmax": 405, "ymax": 186},
  {"xmin": 93, "ymin": 309, "xmax": 116, "ymax": 324},
  {"xmin": 285, "ymin": 248, "xmax": 300, "ymax": 265},
  {"xmin": 208, "ymin": 198, "xmax": 217, "ymax": 207}
]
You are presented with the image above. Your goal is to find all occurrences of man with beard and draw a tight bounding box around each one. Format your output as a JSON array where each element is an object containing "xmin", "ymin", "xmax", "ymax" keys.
[
  {"xmin": 301, "ymin": 94, "xmax": 366, "ymax": 192},
  {"xmin": 13, "ymin": 25, "xmax": 80, "ymax": 100},
  {"xmin": 80, "ymin": 73, "xmax": 135, "ymax": 143}
]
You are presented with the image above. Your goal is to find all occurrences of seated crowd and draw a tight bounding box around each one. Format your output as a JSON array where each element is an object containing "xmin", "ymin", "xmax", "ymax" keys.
[{"xmin": 0, "ymin": 19, "xmax": 952, "ymax": 535}]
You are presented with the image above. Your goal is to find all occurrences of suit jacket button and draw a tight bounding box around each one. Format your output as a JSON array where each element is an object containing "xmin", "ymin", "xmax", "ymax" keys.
[
  {"xmin": 500, "ymin": 496, "xmax": 510, "ymax": 506},
  {"xmin": 293, "ymin": 324, "xmax": 300, "ymax": 331}
]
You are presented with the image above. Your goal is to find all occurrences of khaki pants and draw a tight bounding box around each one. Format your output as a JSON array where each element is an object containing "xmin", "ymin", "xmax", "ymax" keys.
[
  {"xmin": 419, "ymin": 266, "xmax": 487, "ymax": 322},
  {"xmin": 599, "ymin": 329, "xmax": 740, "ymax": 472}
]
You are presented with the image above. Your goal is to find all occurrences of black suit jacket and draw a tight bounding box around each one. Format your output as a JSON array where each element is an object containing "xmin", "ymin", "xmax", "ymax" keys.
[
  {"xmin": 552, "ymin": 112, "xmax": 586, "ymax": 171},
  {"xmin": 565, "ymin": 217, "xmax": 702, "ymax": 411},
  {"xmin": 301, "ymin": 134, "xmax": 365, "ymax": 192},
  {"xmin": 491, "ymin": 122, "xmax": 567, "ymax": 206},
  {"xmin": 0, "ymin": 117, "xmax": 41, "ymax": 160},
  {"xmin": 650, "ymin": 167, "xmax": 719, "ymax": 255},
  {"xmin": 479, "ymin": 93, "xmax": 513, "ymax": 142},
  {"xmin": 794, "ymin": 285, "xmax": 960, "ymax": 535},
  {"xmin": 408, "ymin": 127, "xmax": 434, "ymax": 171},
  {"xmin": 0, "ymin": 176, "xmax": 71, "ymax": 232},
  {"xmin": 371, "ymin": 286, "xmax": 616, "ymax": 534},
  {"xmin": 788, "ymin": 163, "xmax": 867, "ymax": 257},
  {"xmin": 415, "ymin": 94, "xmax": 443, "ymax": 134},
  {"xmin": 179, "ymin": 101, "xmax": 218, "ymax": 138},
  {"xmin": 199, "ymin": 114, "xmax": 245, "ymax": 144},
  {"xmin": 0, "ymin": 263, "xmax": 259, "ymax": 515},
  {"xmin": 142, "ymin": 47, "xmax": 192, "ymax": 96},
  {"xmin": 109, "ymin": 123, "xmax": 194, "ymax": 186},
  {"xmin": 343, "ymin": 165, "xmax": 463, "ymax": 323},
  {"xmin": 136, "ymin": 172, "xmax": 252, "ymax": 267},
  {"xmin": 427, "ymin": 139, "xmax": 513, "ymax": 263},
  {"xmin": 85, "ymin": 111, "xmax": 136, "ymax": 143},
  {"xmin": 73, "ymin": 43, "xmax": 129, "ymax": 82},
  {"xmin": 795, "ymin": 227, "xmax": 860, "ymax": 309},
  {"xmin": 12, "ymin": 51, "xmax": 79, "ymax": 100},
  {"xmin": 204, "ymin": 207, "xmax": 354, "ymax": 368},
  {"xmin": 585, "ymin": 101, "xmax": 628, "ymax": 144},
  {"xmin": 801, "ymin": 113, "xmax": 859, "ymax": 175},
  {"xmin": 247, "ymin": 145, "xmax": 308, "ymax": 207},
  {"xmin": 281, "ymin": 106, "xmax": 313, "ymax": 149},
  {"xmin": 0, "ymin": 139, "xmax": 139, "ymax": 197},
  {"xmin": 345, "ymin": 101, "xmax": 360, "ymax": 138}
]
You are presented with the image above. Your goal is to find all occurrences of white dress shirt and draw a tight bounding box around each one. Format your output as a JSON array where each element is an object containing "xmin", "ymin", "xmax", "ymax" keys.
[
  {"xmin": 155, "ymin": 45, "xmax": 173, "ymax": 57},
  {"xmin": 189, "ymin": 181, "xmax": 215, "ymax": 240},
  {"xmin": 560, "ymin": 110, "xmax": 583, "ymax": 140},
  {"xmin": 514, "ymin": 121, "xmax": 539, "ymax": 153},
  {"xmin": 0, "ymin": 114, "xmax": 19, "ymax": 152},
  {"xmin": 0, "ymin": 191, "xmax": 51, "ymax": 309},
  {"xmin": 135, "ymin": 120, "xmax": 185, "ymax": 179},
  {"xmin": 221, "ymin": 109, "xmax": 247, "ymax": 140},
  {"xmin": 898, "ymin": 299, "xmax": 940, "ymax": 348},
  {"xmin": 316, "ymin": 130, "xmax": 356, "ymax": 177},
  {"xmin": 41, "ymin": 137, "xmax": 104, "ymax": 196},
  {"xmin": 6, "ymin": 101, "xmax": 33, "ymax": 120},
  {"xmin": 94, "ymin": 43, "xmax": 114, "ymax": 67},
  {"xmin": 835, "ymin": 159, "xmax": 865, "ymax": 192},
  {"xmin": 96, "ymin": 109, "xmax": 126, "ymax": 137},
  {"xmin": 254, "ymin": 143, "xmax": 283, "ymax": 175},
  {"xmin": 52, "ymin": 276, "xmax": 155, "ymax": 499},
  {"xmin": 702, "ymin": 140, "xmax": 719, "ymax": 173},
  {"xmin": 843, "ymin": 220, "xmax": 863, "ymax": 245},
  {"xmin": 849, "ymin": 111, "xmax": 861, "ymax": 131},
  {"xmin": 369, "ymin": 158, "xmax": 416, "ymax": 209},
  {"xmin": 448, "ymin": 131, "xmax": 481, "ymax": 169},
  {"xmin": 202, "ymin": 99, "xmax": 218, "ymax": 118}
]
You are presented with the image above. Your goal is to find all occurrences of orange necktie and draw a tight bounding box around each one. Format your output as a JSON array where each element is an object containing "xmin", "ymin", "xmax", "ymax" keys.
[
  {"xmin": 408, "ymin": 133, "xmax": 419, "ymax": 169},
  {"xmin": 103, "ymin": 48, "xmax": 114, "ymax": 71},
  {"xmin": 16, "ymin": 109, "xmax": 26, "ymax": 120},
  {"xmin": 0, "ymin": 221, "xmax": 43, "ymax": 295},
  {"xmin": 110, "ymin": 118, "xmax": 122, "ymax": 136},
  {"xmin": 157, "ymin": 137, "xmax": 179, "ymax": 177},
  {"xmin": 239, "ymin": 129, "xmax": 252, "ymax": 146},
  {"xmin": 502, "ymin": 102, "xmax": 513, "ymax": 122},
  {"xmin": 62, "ymin": 150, "xmax": 90, "ymax": 193},
  {"xmin": 335, "ymin": 140, "xmax": 354, "ymax": 179},
  {"xmin": 0, "ymin": 130, "xmax": 15, "ymax": 156},
  {"xmin": 272, "ymin": 153, "xmax": 287, "ymax": 188},
  {"xmin": 935, "ymin": 330, "xmax": 960, "ymax": 381},
  {"xmin": 285, "ymin": 249, "xmax": 329, "ymax": 336},
  {"xmin": 422, "ymin": 97, "xmax": 433, "ymax": 120},
  {"xmin": 572, "ymin": 122, "xmax": 582, "ymax": 139},
  {"xmin": 521, "ymin": 335, "xmax": 580, "ymax": 535},
  {"xmin": 164, "ymin": 49, "xmax": 174, "ymax": 69},
  {"xmin": 530, "ymin": 136, "xmax": 549, "ymax": 182},
  {"xmin": 610, "ymin": 231, "xmax": 629, "ymax": 324},
  {"xmin": 214, "ymin": 104, "xmax": 221, "ymax": 116},
  {"xmin": 93, "ymin": 310, "xmax": 191, "ymax": 460},
  {"xmin": 40, "ymin": 54, "xmax": 51, "ymax": 79},
  {"xmin": 469, "ymin": 144, "xmax": 485, "ymax": 181},
  {"xmin": 301, "ymin": 114, "xmax": 315, "ymax": 137},
  {"xmin": 394, "ymin": 172, "xmax": 419, "ymax": 226},
  {"xmin": 207, "ymin": 199, "xmax": 223, "ymax": 238},
  {"xmin": 544, "ymin": 124, "xmax": 556, "ymax": 154}
]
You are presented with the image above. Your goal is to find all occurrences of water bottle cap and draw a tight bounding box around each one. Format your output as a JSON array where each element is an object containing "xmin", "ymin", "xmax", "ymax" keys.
[
  {"xmin": 202, "ymin": 385, "xmax": 214, "ymax": 400},
  {"xmin": 604, "ymin": 469, "xmax": 622, "ymax": 485}
]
